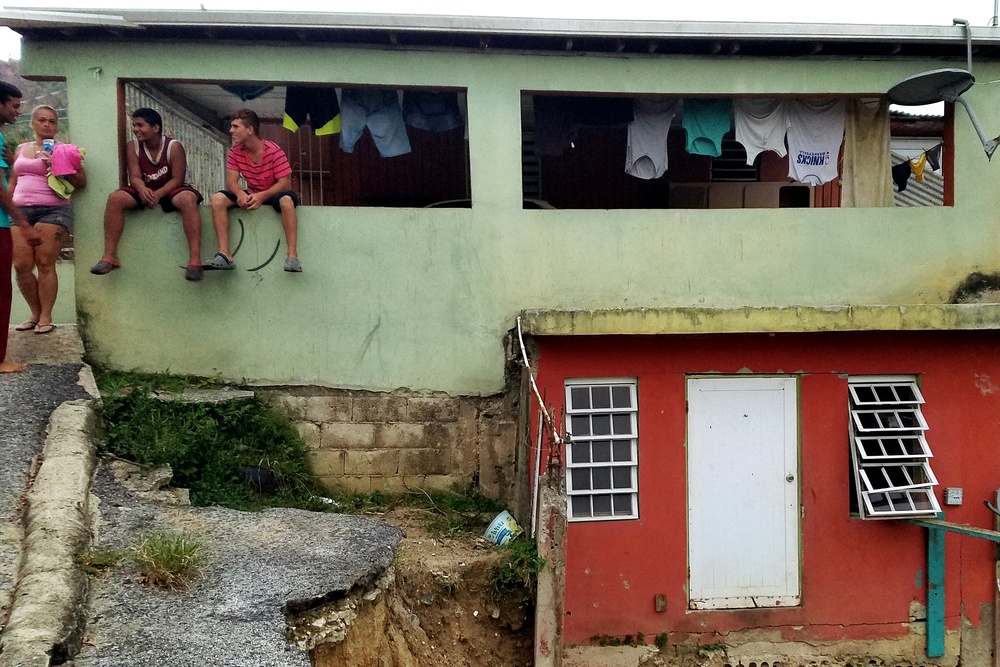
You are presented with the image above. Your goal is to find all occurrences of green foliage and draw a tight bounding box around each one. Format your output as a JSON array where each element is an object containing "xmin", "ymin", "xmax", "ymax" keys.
[
  {"xmin": 131, "ymin": 530, "xmax": 205, "ymax": 590},
  {"xmin": 423, "ymin": 489, "xmax": 505, "ymax": 536},
  {"xmin": 0, "ymin": 62, "xmax": 71, "ymax": 146},
  {"xmin": 486, "ymin": 538, "xmax": 545, "ymax": 606},
  {"xmin": 701, "ymin": 641, "xmax": 726, "ymax": 652},
  {"xmin": 77, "ymin": 545, "xmax": 127, "ymax": 576},
  {"xmin": 592, "ymin": 634, "xmax": 647, "ymax": 647},
  {"xmin": 96, "ymin": 369, "xmax": 203, "ymax": 395},
  {"xmin": 325, "ymin": 486, "xmax": 504, "ymax": 536},
  {"xmin": 655, "ymin": 633, "xmax": 669, "ymax": 650},
  {"xmin": 97, "ymin": 369, "xmax": 323, "ymax": 510}
]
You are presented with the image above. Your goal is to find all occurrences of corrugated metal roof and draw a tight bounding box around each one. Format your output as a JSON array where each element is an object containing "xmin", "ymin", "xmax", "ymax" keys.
[
  {"xmin": 4, "ymin": 8, "xmax": 1000, "ymax": 59},
  {"xmin": 892, "ymin": 151, "xmax": 944, "ymax": 207}
]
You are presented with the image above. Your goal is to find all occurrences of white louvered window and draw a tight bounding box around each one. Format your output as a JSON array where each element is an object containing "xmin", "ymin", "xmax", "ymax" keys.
[
  {"xmin": 565, "ymin": 379, "xmax": 638, "ymax": 521},
  {"xmin": 849, "ymin": 376, "xmax": 940, "ymax": 519}
]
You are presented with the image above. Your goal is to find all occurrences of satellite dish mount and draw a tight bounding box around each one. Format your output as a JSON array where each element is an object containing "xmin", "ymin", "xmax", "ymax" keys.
[{"xmin": 886, "ymin": 19, "xmax": 1000, "ymax": 160}]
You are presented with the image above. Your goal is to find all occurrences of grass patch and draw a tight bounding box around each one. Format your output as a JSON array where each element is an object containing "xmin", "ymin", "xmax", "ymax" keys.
[
  {"xmin": 486, "ymin": 538, "xmax": 545, "ymax": 606},
  {"xmin": 132, "ymin": 530, "xmax": 205, "ymax": 590},
  {"xmin": 97, "ymin": 369, "xmax": 326, "ymax": 511},
  {"xmin": 77, "ymin": 545, "xmax": 127, "ymax": 576},
  {"xmin": 324, "ymin": 487, "xmax": 505, "ymax": 536}
]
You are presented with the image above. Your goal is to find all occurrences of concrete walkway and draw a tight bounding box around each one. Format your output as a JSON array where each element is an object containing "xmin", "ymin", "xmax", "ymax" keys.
[
  {"xmin": 0, "ymin": 326, "xmax": 99, "ymax": 667},
  {"xmin": 0, "ymin": 326, "xmax": 94, "ymax": 638},
  {"xmin": 0, "ymin": 324, "xmax": 405, "ymax": 667}
]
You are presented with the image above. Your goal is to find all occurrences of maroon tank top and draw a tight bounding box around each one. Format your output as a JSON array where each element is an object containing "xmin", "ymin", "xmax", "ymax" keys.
[{"xmin": 135, "ymin": 137, "xmax": 174, "ymax": 190}]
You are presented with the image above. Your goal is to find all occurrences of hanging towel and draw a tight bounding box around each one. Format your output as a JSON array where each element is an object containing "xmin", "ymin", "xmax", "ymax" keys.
[
  {"xmin": 786, "ymin": 98, "xmax": 847, "ymax": 185},
  {"xmin": 283, "ymin": 86, "xmax": 341, "ymax": 136},
  {"xmin": 339, "ymin": 89, "xmax": 411, "ymax": 158},
  {"xmin": 909, "ymin": 153, "xmax": 928, "ymax": 182},
  {"xmin": 926, "ymin": 144, "xmax": 942, "ymax": 171},
  {"xmin": 533, "ymin": 96, "xmax": 577, "ymax": 157},
  {"xmin": 682, "ymin": 99, "xmax": 732, "ymax": 157},
  {"xmin": 220, "ymin": 84, "xmax": 274, "ymax": 102},
  {"xmin": 841, "ymin": 98, "xmax": 893, "ymax": 208},
  {"xmin": 533, "ymin": 96, "xmax": 634, "ymax": 157},
  {"xmin": 734, "ymin": 98, "xmax": 789, "ymax": 165},
  {"xmin": 892, "ymin": 161, "xmax": 912, "ymax": 192},
  {"xmin": 573, "ymin": 97, "xmax": 635, "ymax": 126},
  {"xmin": 403, "ymin": 91, "xmax": 463, "ymax": 132},
  {"xmin": 625, "ymin": 99, "xmax": 679, "ymax": 180}
]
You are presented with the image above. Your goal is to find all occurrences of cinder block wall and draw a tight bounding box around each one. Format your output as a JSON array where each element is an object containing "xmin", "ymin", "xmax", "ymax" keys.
[{"xmin": 256, "ymin": 388, "xmax": 521, "ymax": 505}]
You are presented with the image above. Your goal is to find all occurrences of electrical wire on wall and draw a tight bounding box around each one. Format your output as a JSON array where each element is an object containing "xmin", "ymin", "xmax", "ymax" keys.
[{"xmin": 516, "ymin": 315, "xmax": 568, "ymax": 537}]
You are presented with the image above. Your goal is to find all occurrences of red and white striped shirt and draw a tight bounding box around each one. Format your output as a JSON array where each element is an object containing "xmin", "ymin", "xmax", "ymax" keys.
[{"xmin": 227, "ymin": 139, "xmax": 292, "ymax": 194}]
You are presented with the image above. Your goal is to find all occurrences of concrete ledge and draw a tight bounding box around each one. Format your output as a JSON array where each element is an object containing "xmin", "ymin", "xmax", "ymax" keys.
[
  {"xmin": 519, "ymin": 304, "xmax": 1000, "ymax": 336},
  {"xmin": 0, "ymin": 400, "xmax": 97, "ymax": 667}
]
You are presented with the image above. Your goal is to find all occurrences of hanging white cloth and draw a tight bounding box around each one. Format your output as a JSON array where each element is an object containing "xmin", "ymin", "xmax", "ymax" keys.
[
  {"xmin": 841, "ymin": 97, "xmax": 894, "ymax": 207},
  {"xmin": 786, "ymin": 98, "xmax": 846, "ymax": 185},
  {"xmin": 733, "ymin": 98, "xmax": 789, "ymax": 165},
  {"xmin": 625, "ymin": 99, "xmax": 680, "ymax": 180}
]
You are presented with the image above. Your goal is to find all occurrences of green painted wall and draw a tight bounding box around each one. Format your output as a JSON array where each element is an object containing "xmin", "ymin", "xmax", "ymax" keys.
[
  {"xmin": 18, "ymin": 40, "xmax": 1000, "ymax": 394},
  {"xmin": 9, "ymin": 261, "xmax": 75, "ymax": 325}
]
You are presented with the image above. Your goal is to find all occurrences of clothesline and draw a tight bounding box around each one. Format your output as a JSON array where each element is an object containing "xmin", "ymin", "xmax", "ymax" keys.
[
  {"xmin": 227, "ymin": 85, "xmax": 468, "ymax": 159},
  {"xmin": 535, "ymin": 96, "xmax": 848, "ymax": 187},
  {"xmin": 892, "ymin": 143, "xmax": 942, "ymax": 193}
]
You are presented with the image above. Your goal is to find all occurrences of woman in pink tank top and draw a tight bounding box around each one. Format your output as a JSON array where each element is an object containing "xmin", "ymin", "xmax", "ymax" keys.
[{"xmin": 9, "ymin": 105, "xmax": 86, "ymax": 334}]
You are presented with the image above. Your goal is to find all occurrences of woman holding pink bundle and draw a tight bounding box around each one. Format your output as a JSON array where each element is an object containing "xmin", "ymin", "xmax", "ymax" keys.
[{"xmin": 10, "ymin": 104, "xmax": 86, "ymax": 334}]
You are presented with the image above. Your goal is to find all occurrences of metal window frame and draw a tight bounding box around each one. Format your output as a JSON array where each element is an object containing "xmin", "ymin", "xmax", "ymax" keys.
[
  {"xmin": 849, "ymin": 375, "xmax": 940, "ymax": 519},
  {"xmin": 854, "ymin": 435, "xmax": 933, "ymax": 461},
  {"xmin": 848, "ymin": 381, "xmax": 925, "ymax": 406},
  {"xmin": 565, "ymin": 378, "xmax": 639, "ymax": 522}
]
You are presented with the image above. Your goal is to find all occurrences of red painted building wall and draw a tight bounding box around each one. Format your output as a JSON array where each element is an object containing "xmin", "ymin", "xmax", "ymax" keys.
[{"xmin": 532, "ymin": 330, "xmax": 1000, "ymax": 645}]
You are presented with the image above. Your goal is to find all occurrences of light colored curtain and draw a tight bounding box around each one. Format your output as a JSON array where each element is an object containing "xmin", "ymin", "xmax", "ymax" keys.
[{"xmin": 841, "ymin": 97, "xmax": 894, "ymax": 207}]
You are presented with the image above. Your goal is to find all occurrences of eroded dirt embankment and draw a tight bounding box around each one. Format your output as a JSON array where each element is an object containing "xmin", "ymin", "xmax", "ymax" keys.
[{"xmin": 291, "ymin": 508, "xmax": 534, "ymax": 667}]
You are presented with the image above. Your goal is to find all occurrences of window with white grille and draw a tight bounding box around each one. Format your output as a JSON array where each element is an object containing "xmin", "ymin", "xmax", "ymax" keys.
[
  {"xmin": 565, "ymin": 379, "xmax": 638, "ymax": 521},
  {"xmin": 848, "ymin": 376, "xmax": 940, "ymax": 519}
]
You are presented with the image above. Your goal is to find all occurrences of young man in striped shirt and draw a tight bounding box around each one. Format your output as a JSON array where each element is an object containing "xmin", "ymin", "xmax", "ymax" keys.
[{"xmin": 209, "ymin": 108, "xmax": 301, "ymax": 272}]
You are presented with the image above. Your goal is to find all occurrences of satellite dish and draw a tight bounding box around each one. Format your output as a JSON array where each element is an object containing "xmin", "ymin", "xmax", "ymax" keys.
[
  {"xmin": 886, "ymin": 22, "xmax": 999, "ymax": 160},
  {"xmin": 887, "ymin": 68, "xmax": 974, "ymax": 106}
]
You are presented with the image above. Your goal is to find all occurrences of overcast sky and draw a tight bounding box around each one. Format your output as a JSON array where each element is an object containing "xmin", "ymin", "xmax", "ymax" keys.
[{"xmin": 1, "ymin": 0, "xmax": 998, "ymax": 59}]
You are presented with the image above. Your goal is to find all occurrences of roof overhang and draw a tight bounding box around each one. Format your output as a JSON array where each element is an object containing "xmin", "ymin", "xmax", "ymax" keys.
[
  {"xmin": 519, "ymin": 304, "xmax": 1000, "ymax": 336},
  {"xmin": 4, "ymin": 9, "xmax": 1000, "ymax": 58}
]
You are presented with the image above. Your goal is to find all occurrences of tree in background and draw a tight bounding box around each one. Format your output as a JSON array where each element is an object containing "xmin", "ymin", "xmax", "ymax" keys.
[{"xmin": 0, "ymin": 59, "xmax": 68, "ymax": 145}]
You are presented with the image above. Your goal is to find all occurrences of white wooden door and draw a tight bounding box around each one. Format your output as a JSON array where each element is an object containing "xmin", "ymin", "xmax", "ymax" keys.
[{"xmin": 687, "ymin": 376, "xmax": 800, "ymax": 609}]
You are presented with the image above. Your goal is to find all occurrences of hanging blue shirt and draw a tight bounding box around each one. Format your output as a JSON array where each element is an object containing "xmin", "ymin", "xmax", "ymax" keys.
[{"xmin": 682, "ymin": 99, "xmax": 733, "ymax": 158}]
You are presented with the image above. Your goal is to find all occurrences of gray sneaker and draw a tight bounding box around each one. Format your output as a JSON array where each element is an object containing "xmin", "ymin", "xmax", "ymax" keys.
[
  {"xmin": 284, "ymin": 257, "xmax": 302, "ymax": 273},
  {"xmin": 210, "ymin": 253, "xmax": 235, "ymax": 270}
]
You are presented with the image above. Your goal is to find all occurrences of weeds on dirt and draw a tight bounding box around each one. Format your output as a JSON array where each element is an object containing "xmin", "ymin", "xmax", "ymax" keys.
[
  {"xmin": 132, "ymin": 530, "xmax": 205, "ymax": 590},
  {"xmin": 77, "ymin": 545, "xmax": 127, "ymax": 576},
  {"xmin": 655, "ymin": 633, "xmax": 669, "ymax": 649},
  {"xmin": 440, "ymin": 578, "xmax": 461, "ymax": 596},
  {"xmin": 486, "ymin": 538, "xmax": 545, "ymax": 606},
  {"xmin": 326, "ymin": 486, "xmax": 505, "ymax": 536},
  {"xmin": 96, "ymin": 369, "xmax": 326, "ymax": 510},
  {"xmin": 593, "ymin": 634, "xmax": 643, "ymax": 647}
]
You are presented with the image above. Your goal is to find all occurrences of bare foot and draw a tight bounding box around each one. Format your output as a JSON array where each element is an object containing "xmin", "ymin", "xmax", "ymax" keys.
[{"xmin": 0, "ymin": 360, "xmax": 28, "ymax": 373}]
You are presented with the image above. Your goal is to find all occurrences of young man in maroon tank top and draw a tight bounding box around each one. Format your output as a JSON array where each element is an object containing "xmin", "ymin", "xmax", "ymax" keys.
[
  {"xmin": 209, "ymin": 108, "xmax": 301, "ymax": 272},
  {"xmin": 90, "ymin": 108, "xmax": 206, "ymax": 281}
]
